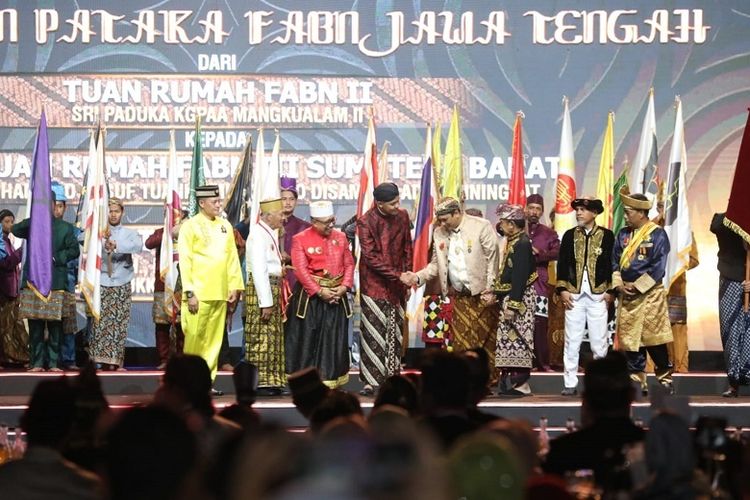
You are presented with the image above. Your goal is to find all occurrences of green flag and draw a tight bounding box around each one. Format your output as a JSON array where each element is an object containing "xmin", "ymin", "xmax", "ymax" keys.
[
  {"xmin": 612, "ymin": 164, "xmax": 629, "ymax": 235},
  {"xmin": 187, "ymin": 117, "xmax": 206, "ymax": 217}
]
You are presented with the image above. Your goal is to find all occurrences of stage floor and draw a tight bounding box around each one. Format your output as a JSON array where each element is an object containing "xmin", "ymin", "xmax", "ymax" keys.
[{"xmin": 0, "ymin": 370, "xmax": 744, "ymax": 429}]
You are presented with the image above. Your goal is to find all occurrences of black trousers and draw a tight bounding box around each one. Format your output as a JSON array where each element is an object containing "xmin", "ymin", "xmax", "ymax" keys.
[{"xmin": 625, "ymin": 344, "xmax": 672, "ymax": 373}]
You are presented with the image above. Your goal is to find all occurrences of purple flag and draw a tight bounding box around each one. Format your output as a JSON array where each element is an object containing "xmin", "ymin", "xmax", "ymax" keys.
[{"xmin": 27, "ymin": 111, "xmax": 53, "ymax": 299}]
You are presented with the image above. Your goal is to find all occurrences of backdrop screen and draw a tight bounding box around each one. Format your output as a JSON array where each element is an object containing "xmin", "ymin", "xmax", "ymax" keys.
[{"xmin": 0, "ymin": 1, "xmax": 746, "ymax": 349}]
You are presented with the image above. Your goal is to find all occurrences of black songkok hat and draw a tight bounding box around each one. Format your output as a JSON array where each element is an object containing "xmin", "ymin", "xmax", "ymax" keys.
[
  {"xmin": 373, "ymin": 182, "xmax": 400, "ymax": 202},
  {"xmin": 571, "ymin": 198, "xmax": 604, "ymax": 214},
  {"xmin": 195, "ymin": 185, "xmax": 220, "ymax": 199}
]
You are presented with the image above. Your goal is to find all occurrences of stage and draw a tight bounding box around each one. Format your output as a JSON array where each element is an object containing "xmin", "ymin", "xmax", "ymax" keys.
[{"xmin": 0, "ymin": 370, "xmax": 745, "ymax": 431}]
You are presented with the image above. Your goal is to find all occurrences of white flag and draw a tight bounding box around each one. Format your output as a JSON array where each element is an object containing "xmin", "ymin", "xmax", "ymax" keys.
[
  {"xmin": 553, "ymin": 97, "xmax": 577, "ymax": 236},
  {"xmin": 159, "ymin": 130, "xmax": 181, "ymax": 321},
  {"xmin": 663, "ymin": 97, "xmax": 692, "ymax": 288},
  {"xmin": 629, "ymin": 90, "xmax": 659, "ymax": 216}
]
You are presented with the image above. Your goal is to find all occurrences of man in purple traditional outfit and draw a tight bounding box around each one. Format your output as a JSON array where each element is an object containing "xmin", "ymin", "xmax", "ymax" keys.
[
  {"xmin": 280, "ymin": 176, "xmax": 311, "ymax": 291},
  {"xmin": 525, "ymin": 194, "xmax": 560, "ymax": 371}
]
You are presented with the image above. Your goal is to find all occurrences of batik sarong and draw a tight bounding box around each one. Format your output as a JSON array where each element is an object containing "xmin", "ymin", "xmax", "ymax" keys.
[
  {"xmin": 360, "ymin": 294, "xmax": 404, "ymax": 387},
  {"xmin": 452, "ymin": 294, "xmax": 500, "ymax": 373},
  {"xmin": 284, "ymin": 284, "xmax": 350, "ymax": 388},
  {"xmin": 0, "ymin": 296, "xmax": 29, "ymax": 364},
  {"xmin": 496, "ymin": 286, "xmax": 537, "ymax": 369},
  {"xmin": 719, "ymin": 277, "xmax": 750, "ymax": 385},
  {"xmin": 89, "ymin": 283, "xmax": 132, "ymax": 367},
  {"xmin": 244, "ymin": 274, "xmax": 286, "ymax": 388}
]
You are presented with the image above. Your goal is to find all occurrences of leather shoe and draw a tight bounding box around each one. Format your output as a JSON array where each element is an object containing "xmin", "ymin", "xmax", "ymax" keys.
[
  {"xmin": 359, "ymin": 385, "xmax": 375, "ymax": 396},
  {"xmin": 256, "ymin": 387, "xmax": 282, "ymax": 397},
  {"xmin": 722, "ymin": 387, "xmax": 739, "ymax": 398},
  {"xmin": 560, "ymin": 387, "xmax": 578, "ymax": 396},
  {"xmin": 211, "ymin": 388, "xmax": 224, "ymax": 397}
]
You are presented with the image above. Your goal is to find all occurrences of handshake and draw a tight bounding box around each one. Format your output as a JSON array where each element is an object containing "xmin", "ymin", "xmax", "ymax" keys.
[{"xmin": 399, "ymin": 271, "xmax": 419, "ymax": 287}]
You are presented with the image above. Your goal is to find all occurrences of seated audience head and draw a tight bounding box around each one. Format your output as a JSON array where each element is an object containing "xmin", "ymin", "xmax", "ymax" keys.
[
  {"xmin": 308, "ymin": 389, "xmax": 364, "ymax": 434},
  {"xmin": 287, "ymin": 367, "xmax": 330, "ymax": 419},
  {"xmin": 419, "ymin": 349, "xmax": 471, "ymax": 413},
  {"xmin": 373, "ymin": 374, "xmax": 418, "ymax": 415},
  {"xmin": 232, "ymin": 361, "xmax": 258, "ymax": 406},
  {"xmin": 448, "ymin": 433, "xmax": 525, "ymax": 500},
  {"xmin": 157, "ymin": 354, "xmax": 214, "ymax": 419},
  {"xmin": 21, "ymin": 377, "xmax": 76, "ymax": 449},
  {"xmin": 582, "ymin": 351, "xmax": 634, "ymax": 424},
  {"xmin": 106, "ymin": 406, "xmax": 197, "ymax": 500},
  {"xmin": 485, "ymin": 418, "xmax": 539, "ymax": 476},
  {"xmin": 462, "ymin": 348, "xmax": 491, "ymax": 406}
]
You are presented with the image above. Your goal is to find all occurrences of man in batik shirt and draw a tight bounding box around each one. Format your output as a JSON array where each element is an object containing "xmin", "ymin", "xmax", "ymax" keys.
[{"xmin": 356, "ymin": 182, "xmax": 413, "ymax": 395}]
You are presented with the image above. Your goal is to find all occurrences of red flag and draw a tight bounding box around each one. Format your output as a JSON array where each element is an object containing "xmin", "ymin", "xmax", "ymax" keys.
[
  {"xmin": 357, "ymin": 115, "xmax": 378, "ymax": 219},
  {"xmin": 508, "ymin": 112, "xmax": 526, "ymax": 206},
  {"xmin": 724, "ymin": 109, "xmax": 750, "ymax": 244}
]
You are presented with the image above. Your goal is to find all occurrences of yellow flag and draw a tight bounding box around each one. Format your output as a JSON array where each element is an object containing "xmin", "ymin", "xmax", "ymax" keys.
[
  {"xmin": 596, "ymin": 112, "xmax": 615, "ymax": 228},
  {"xmin": 442, "ymin": 105, "xmax": 463, "ymax": 200}
]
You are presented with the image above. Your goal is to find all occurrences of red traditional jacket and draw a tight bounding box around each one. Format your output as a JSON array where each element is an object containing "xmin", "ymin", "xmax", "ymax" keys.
[
  {"xmin": 356, "ymin": 207, "xmax": 413, "ymax": 304},
  {"xmin": 291, "ymin": 227, "xmax": 354, "ymax": 297}
]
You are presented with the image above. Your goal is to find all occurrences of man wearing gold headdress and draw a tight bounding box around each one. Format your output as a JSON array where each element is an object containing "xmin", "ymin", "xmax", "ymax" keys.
[{"xmin": 612, "ymin": 188, "xmax": 673, "ymax": 394}]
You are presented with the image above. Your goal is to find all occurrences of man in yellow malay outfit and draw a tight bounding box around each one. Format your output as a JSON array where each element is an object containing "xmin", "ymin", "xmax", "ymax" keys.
[{"xmin": 178, "ymin": 185, "xmax": 244, "ymax": 381}]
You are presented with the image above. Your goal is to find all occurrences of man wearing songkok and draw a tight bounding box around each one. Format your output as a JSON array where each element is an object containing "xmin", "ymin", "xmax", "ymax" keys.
[
  {"xmin": 178, "ymin": 185, "xmax": 244, "ymax": 381},
  {"xmin": 285, "ymin": 200, "xmax": 354, "ymax": 388},
  {"xmin": 524, "ymin": 193, "xmax": 560, "ymax": 371},
  {"xmin": 356, "ymin": 182, "xmax": 413, "ymax": 395},
  {"xmin": 407, "ymin": 198, "xmax": 500, "ymax": 377},
  {"xmin": 612, "ymin": 187, "xmax": 673, "ymax": 394},
  {"xmin": 145, "ymin": 210, "xmax": 188, "ymax": 369},
  {"xmin": 51, "ymin": 182, "xmax": 80, "ymax": 370},
  {"xmin": 245, "ymin": 198, "xmax": 287, "ymax": 396},
  {"xmin": 710, "ymin": 212, "xmax": 750, "ymax": 397},
  {"xmin": 13, "ymin": 194, "xmax": 79, "ymax": 372},
  {"xmin": 492, "ymin": 204, "xmax": 537, "ymax": 396},
  {"xmin": 88, "ymin": 197, "xmax": 142, "ymax": 371},
  {"xmin": 0, "ymin": 209, "xmax": 28, "ymax": 366},
  {"xmin": 556, "ymin": 197, "xmax": 614, "ymax": 396},
  {"xmin": 280, "ymin": 176, "xmax": 311, "ymax": 291}
]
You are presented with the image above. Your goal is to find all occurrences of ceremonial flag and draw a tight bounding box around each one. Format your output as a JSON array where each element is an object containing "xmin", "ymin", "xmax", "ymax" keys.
[
  {"xmin": 377, "ymin": 141, "xmax": 390, "ymax": 184},
  {"xmin": 223, "ymin": 134, "xmax": 253, "ymax": 226},
  {"xmin": 159, "ymin": 130, "xmax": 181, "ymax": 321},
  {"xmin": 554, "ymin": 97, "xmax": 577, "ymax": 235},
  {"xmin": 596, "ymin": 112, "xmax": 615, "ymax": 228},
  {"xmin": 187, "ymin": 117, "xmax": 205, "ymax": 217},
  {"xmin": 612, "ymin": 163, "xmax": 630, "ymax": 236},
  {"xmin": 407, "ymin": 127, "xmax": 437, "ymax": 318},
  {"xmin": 723, "ymin": 108, "xmax": 750, "ymax": 309},
  {"xmin": 629, "ymin": 89, "xmax": 659, "ymax": 201},
  {"xmin": 663, "ymin": 97, "xmax": 693, "ymax": 288},
  {"xmin": 508, "ymin": 111, "xmax": 526, "ymax": 206},
  {"xmin": 432, "ymin": 123, "xmax": 443, "ymax": 194},
  {"xmin": 248, "ymin": 128, "xmax": 266, "ymax": 225},
  {"xmin": 264, "ymin": 130, "xmax": 282, "ymax": 201},
  {"xmin": 357, "ymin": 115, "xmax": 378, "ymax": 219},
  {"xmin": 26, "ymin": 110, "xmax": 53, "ymax": 300},
  {"xmin": 442, "ymin": 105, "xmax": 463, "ymax": 200},
  {"xmin": 80, "ymin": 127, "xmax": 108, "ymax": 321}
]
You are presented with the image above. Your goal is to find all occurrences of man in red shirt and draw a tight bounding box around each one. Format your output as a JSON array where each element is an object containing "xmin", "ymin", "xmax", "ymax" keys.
[
  {"xmin": 285, "ymin": 201, "xmax": 354, "ymax": 388},
  {"xmin": 356, "ymin": 182, "xmax": 413, "ymax": 395}
]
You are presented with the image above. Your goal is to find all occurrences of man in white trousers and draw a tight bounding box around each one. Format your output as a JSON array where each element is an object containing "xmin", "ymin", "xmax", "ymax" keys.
[{"xmin": 555, "ymin": 198, "xmax": 615, "ymax": 396}]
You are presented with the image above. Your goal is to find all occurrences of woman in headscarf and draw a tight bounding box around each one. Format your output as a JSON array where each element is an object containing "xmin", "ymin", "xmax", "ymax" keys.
[{"xmin": 490, "ymin": 204, "xmax": 537, "ymax": 396}]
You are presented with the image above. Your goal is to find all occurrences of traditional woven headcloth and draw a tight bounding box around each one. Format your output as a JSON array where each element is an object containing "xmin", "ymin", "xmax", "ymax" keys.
[
  {"xmin": 108, "ymin": 197, "xmax": 124, "ymax": 209},
  {"xmin": 51, "ymin": 181, "xmax": 66, "ymax": 202},
  {"xmin": 309, "ymin": 200, "xmax": 334, "ymax": 218},
  {"xmin": 259, "ymin": 198, "xmax": 283, "ymax": 213},
  {"xmin": 280, "ymin": 176, "xmax": 298, "ymax": 196},
  {"xmin": 435, "ymin": 197, "xmax": 461, "ymax": 216},
  {"xmin": 496, "ymin": 203, "xmax": 525, "ymax": 221},
  {"xmin": 619, "ymin": 185, "xmax": 652, "ymax": 211},
  {"xmin": 195, "ymin": 185, "xmax": 220, "ymax": 199},
  {"xmin": 526, "ymin": 193, "xmax": 544, "ymax": 207},
  {"xmin": 571, "ymin": 197, "xmax": 604, "ymax": 214},
  {"xmin": 373, "ymin": 182, "xmax": 399, "ymax": 202}
]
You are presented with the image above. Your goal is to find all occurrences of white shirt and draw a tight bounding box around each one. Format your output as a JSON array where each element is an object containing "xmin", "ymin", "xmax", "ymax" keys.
[
  {"xmin": 248, "ymin": 220, "xmax": 283, "ymax": 308},
  {"xmin": 447, "ymin": 228, "xmax": 471, "ymax": 292}
]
